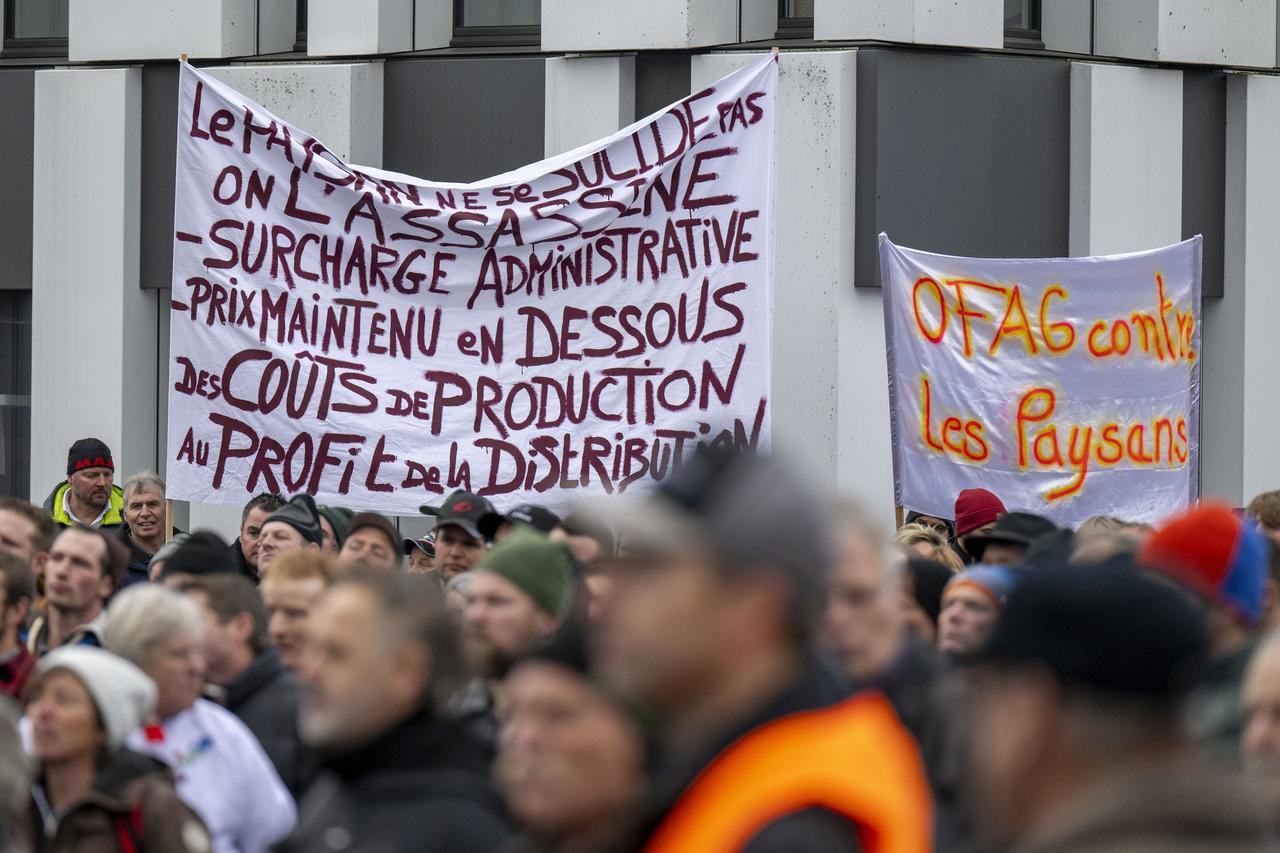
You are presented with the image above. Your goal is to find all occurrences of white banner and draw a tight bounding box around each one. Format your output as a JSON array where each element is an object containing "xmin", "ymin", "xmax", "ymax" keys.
[
  {"xmin": 167, "ymin": 58, "xmax": 776, "ymax": 512},
  {"xmin": 881, "ymin": 235, "xmax": 1201, "ymax": 528}
]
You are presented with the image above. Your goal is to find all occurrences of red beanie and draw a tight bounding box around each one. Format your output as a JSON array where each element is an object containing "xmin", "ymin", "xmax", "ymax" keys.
[
  {"xmin": 954, "ymin": 489, "xmax": 1006, "ymax": 537},
  {"xmin": 1138, "ymin": 502, "xmax": 1239, "ymax": 599}
]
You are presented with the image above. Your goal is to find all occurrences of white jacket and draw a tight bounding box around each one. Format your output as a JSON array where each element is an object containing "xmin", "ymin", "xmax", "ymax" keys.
[{"xmin": 127, "ymin": 698, "xmax": 296, "ymax": 853}]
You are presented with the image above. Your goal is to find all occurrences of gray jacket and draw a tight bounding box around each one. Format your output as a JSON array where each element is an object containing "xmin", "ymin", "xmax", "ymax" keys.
[{"xmin": 1012, "ymin": 766, "xmax": 1271, "ymax": 853}]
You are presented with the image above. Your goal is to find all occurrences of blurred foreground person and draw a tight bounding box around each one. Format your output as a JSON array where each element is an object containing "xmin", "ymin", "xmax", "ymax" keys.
[
  {"xmin": 177, "ymin": 574, "xmax": 313, "ymax": 798},
  {"xmin": 105, "ymin": 585, "xmax": 295, "ymax": 853},
  {"xmin": 456, "ymin": 531, "xmax": 574, "ymax": 755},
  {"xmin": 498, "ymin": 622, "xmax": 646, "ymax": 852},
  {"xmin": 1242, "ymin": 631, "xmax": 1280, "ymax": 825},
  {"xmin": 1139, "ymin": 502, "xmax": 1268, "ymax": 762},
  {"xmin": 446, "ymin": 571, "xmax": 474, "ymax": 616},
  {"xmin": 551, "ymin": 513, "xmax": 615, "ymax": 620},
  {"xmin": 823, "ymin": 504, "xmax": 972, "ymax": 850},
  {"xmin": 279, "ymin": 570, "xmax": 510, "ymax": 852},
  {"xmin": 0, "ymin": 701, "xmax": 26, "ymax": 853},
  {"xmin": 937, "ymin": 565, "xmax": 1017, "ymax": 660},
  {"xmin": 596, "ymin": 448, "xmax": 930, "ymax": 852},
  {"xmin": 21, "ymin": 646, "xmax": 211, "ymax": 853},
  {"xmin": 966, "ymin": 557, "xmax": 1269, "ymax": 852},
  {"xmin": 259, "ymin": 549, "xmax": 338, "ymax": 671}
]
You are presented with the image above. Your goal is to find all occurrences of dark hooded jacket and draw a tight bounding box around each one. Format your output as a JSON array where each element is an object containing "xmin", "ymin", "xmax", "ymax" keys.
[
  {"xmin": 23, "ymin": 749, "xmax": 210, "ymax": 853},
  {"xmin": 229, "ymin": 539, "xmax": 258, "ymax": 583},
  {"xmin": 1009, "ymin": 766, "xmax": 1270, "ymax": 853},
  {"xmin": 223, "ymin": 648, "xmax": 316, "ymax": 798},
  {"xmin": 117, "ymin": 525, "xmax": 185, "ymax": 589},
  {"xmin": 274, "ymin": 708, "xmax": 511, "ymax": 853}
]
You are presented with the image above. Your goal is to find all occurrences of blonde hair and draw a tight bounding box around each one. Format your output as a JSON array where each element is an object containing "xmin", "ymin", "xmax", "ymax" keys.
[
  {"xmin": 1076, "ymin": 515, "xmax": 1126, "ymax": 538},
  {"xmin": 920, "ymin": 542, "xmax": 964, "ymax": 572},
  {"xmin": 896, "ymin": 523, "xmax": 947, "ymax": 549},
  {"xmin": 895, "ymin": 524, "xmax": 963, "ymax": 572},
  {"xmin": 261, "ymin": 549, "xmax": 339, "ymax": 585}
]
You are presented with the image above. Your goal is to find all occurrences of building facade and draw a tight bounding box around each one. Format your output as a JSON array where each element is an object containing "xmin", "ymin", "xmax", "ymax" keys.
[{"xmin": 2, "ymin": 0, "xmax": 1278, "ymax": 536}]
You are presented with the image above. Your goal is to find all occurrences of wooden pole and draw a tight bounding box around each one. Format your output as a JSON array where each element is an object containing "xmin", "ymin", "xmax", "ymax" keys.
[
  {"xmin": 165, "ymin": 499, "xmax": 175, "ymax": 542},
  {"xmin": 894, "ymin": 505, "xmax": 905, "ymax": 529}
]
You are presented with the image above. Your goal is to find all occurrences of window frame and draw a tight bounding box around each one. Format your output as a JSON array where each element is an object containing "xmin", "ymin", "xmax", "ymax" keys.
[
  {"xmin": 2, "ymin": 0, "xmax": 69, "ymax": 58},
  {"xmin": 0, "ymin": 290, "xmax": 32, "ymax": 501},
  {"xmin": 775, "ymin": 0, "xmax": 814, "ymax": 40},
  {"xmin": 1003, "ymin": 0, "xmax": 1044, "ymax": 49},
  {"xmin": 293, "ymin": 0, "xmax": 308, "ymax": 53},
  {"xmin": 451, "ymin": 0, "xmax": 541, "ymax": 48}
]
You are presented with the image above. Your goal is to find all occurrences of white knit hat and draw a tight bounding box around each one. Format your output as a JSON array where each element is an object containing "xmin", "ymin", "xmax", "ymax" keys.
[{"xmin": 35, "ymin": 646, "xmax": 157, "ymax": 750}]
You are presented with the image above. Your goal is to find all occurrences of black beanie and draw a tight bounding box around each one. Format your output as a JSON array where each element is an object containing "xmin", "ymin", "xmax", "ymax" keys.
[
  {"xmin": 905, "ymin": 557, "xmax": 953, "ymax": 626},
  {"xmin": 160, "ymin": 531, "xmax": 235, "ymax": 579},
  {"xmin": 67, "ymin": 438, "xmax": 114, "ymax": 476},
  {"xmin": 264, "ymin": 494, "xmax": 324, "ymax": 545},
  {"xmin": 520, "ymin": 619, "xmax": 591, "ymax": 677}
]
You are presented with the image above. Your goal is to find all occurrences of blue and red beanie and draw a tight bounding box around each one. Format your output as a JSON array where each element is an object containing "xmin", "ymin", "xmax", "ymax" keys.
[
  {"xmin": 943, "ymin": 564, "xmax": 1019, "ymax": 608},
  {"xmin": 1139, "ymin": 501, "xmax": 1268, "ymax": 627}
]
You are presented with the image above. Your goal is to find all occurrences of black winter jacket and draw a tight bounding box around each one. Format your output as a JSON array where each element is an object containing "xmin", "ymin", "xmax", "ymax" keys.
[
  {"xmin": 273, "ymin": 708, "xmax": 511, "ymax": 853},
  {"xmin": 224, "ymin": 649, "xmax": 316, "ymax": 799}
]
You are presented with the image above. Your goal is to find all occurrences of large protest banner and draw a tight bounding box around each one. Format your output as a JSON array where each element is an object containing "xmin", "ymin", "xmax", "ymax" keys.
[
  {"xmin": 881, "ymin": 235, "xmax": 1201, "ymax": 527},
  {"xmin": 167, "ymin": 57, "xmax": 776, "ymax": 512}
]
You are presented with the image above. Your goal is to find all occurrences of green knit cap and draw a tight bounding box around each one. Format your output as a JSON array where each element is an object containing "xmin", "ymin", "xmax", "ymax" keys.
[
  {"xmin": 317, "ymin": 506, "xmax": 354, "ymax": 546},
  {"xmin": 474, "ymin": 530, "xmax": 575, "ymax": 618}
]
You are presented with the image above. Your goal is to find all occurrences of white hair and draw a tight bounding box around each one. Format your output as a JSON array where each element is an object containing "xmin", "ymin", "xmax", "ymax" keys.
[
  {"xmin": 103, "ymin": 584, "xmax": 203, "ymax": 666},
  {"xmin": 122, "ymin": 471, "xmax": 166, "ymax": 503},
  {"xmin": 446, "ymin": 572, "xmax": 476, "ymax": 595}
]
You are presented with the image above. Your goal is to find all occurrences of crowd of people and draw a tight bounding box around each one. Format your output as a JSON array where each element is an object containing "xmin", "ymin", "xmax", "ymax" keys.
[{"xmin": 0, "ymin": 436, "xmax": 1278, "ymax": 851}]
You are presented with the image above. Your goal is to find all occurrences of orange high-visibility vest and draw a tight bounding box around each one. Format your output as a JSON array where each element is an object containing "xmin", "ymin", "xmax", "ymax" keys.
[{"xmin": 643, "ymin": 692, "xmax": 932, "ymax": 853}]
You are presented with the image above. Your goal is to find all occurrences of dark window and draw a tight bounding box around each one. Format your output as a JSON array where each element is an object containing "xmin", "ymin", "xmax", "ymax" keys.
[
  {"xmin": 1004, "ymin": 0, "xmax": 1043, "ymax": 47},
  {"xmin": 294, "ymin": 0, "xmax": 307, "ymax": 52},
  {"xmin": 777, "ymin": 0, "xmax": 813, "ymax": 39},
  {"xmin": 452, "ymin": 0, "xmax": 541, "ymax": 47},
  {"xmin": 0, "ymin": 292, "xmax": 31, "ymax": 499},
  {"xmin": 3, "ymin": 0, "xmax": 69, "ymax": 57}
]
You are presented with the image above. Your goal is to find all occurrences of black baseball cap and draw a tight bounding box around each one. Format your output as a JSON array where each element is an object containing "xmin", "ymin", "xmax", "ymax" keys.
[
  {"xmin": 420, "ymin": 490, "xmax": 493, "ymax": 541},
  {"xmin": 964, "ymin": 512, "xmax": 1058, "ymax": 563},
  {"xmin": 967, "ymin": 554, "xmax": 1208, "ymax": 699},
  {"xmin": 478, "ymin": 503, "xmax": 562, "ymax": 540},
  {"xmin": 403, "ymin": 533, "xmax": 436, "ymax": 558}
]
